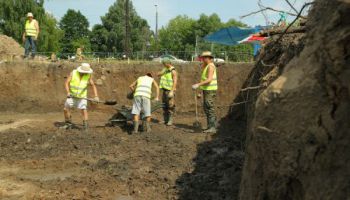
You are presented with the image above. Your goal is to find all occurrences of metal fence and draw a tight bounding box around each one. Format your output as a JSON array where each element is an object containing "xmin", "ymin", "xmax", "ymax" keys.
[{"xmin": 36, "ymin": 49, "xmax": 254, "ymax": 63}]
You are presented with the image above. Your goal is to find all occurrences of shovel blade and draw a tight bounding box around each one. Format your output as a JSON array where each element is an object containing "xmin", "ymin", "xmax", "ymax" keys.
[{"xmin": 104, "ymin": 100, "xmax": 117, "ymax": 105}]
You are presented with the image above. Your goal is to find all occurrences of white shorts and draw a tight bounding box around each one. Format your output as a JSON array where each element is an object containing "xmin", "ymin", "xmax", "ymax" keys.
[
  {"xmin": 131, "ymin": 96, "xmax": 151, "ymax": 117},
  {"xmin": 64, "ymin": 98, "xmax": 88, "ymax": 110}
]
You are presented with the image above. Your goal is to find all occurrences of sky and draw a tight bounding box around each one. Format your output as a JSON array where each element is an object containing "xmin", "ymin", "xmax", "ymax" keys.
[{"xmin": 44, "ymin": 0, "xmax": 311, "ymax": 30}]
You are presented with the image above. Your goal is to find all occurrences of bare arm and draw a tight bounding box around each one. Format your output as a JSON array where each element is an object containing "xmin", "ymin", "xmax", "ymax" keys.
[
  {"xmin": 129, "ymin": 80, "xmax": 137, "ymax": 91},
  {"xmin": 157, "ymin": 69, "xmax": 165, "ymax": 77},
  {"xmin": 171, "ymin": 70, "xmax": 178, "ymax": 91},
  {"xmin": 153, "ymin": 80, "xmax": 160, "ymax": 100},
  {"xmin": 34, "ymin": 20, "xmax": 40, "ymax": 38},
  {"xmin": 22, "ymin": 32, "xmax": 26, "ymax": 42},
  {"xmin": 65, "ymin": 73, "xmax": 72, "ymax": 96},
  {"xmin": 197, "ymin": 64, "xmax": 214, "ymax": 87},
  {"xmin": 89, "ymin": 75, "xmax": 98, "ymax": 97}
]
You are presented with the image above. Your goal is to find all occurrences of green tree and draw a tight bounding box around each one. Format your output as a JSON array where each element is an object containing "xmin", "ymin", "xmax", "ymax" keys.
[
  {"xmin": 158, "ymin": 15, "xmax": 196, "ymax": 52},
  {"xmin": 157, "ymin": 13, "xmax": 252, "ymax": 61},
  {"xmin": 0, "ymin": 0, "xmax": 62, "ymax": 52},
  {"xmin": 59, "ymin": 9, "xmax": 90, "ymax": 53},
  {"xmin": 90, "ymin": 0, "xmax": 151, "ymax": 54},
  {"xmin": 194, "ymin": 14, "xmax": 223, "ymax": 38},
  {"xmin": 39, "ymin": 13, "xmax": 63, "ymax": 53}
]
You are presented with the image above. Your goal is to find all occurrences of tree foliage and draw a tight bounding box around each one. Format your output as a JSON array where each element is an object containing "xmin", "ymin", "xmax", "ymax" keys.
[
  {"xmin": 59, "ymin": 9, "xmax": 90, "ymax": 53},
  {"xmin": 0, "ymin": 0, "xmax": 62, "ymax": 52},
  {"xmin": 157, "ymin": 13, "xmax": 252, "ymax": 60},
  {"xmin": 90, "ymin": 0, "xmax": 151, "ymax": 53}
]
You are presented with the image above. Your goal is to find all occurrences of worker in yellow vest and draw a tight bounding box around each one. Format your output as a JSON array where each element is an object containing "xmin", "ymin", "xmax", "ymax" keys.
[
  {"xmin": 192, "ymin": 51, "xmax": 218, "ymax": 133},
  {"xmin": 129, "ymin": 73, "xmax": 160, "ymax": 134},
  {"xmin": 22, "ymin": 12, "xmax": 39, "ymax": 59},
  {"xmin": 157, "ymin": 58, "xmax": 178, "ymax": 126},
  {"xmin": 63, "ymin": 63, "xmax": 99, "ymax": 130}
]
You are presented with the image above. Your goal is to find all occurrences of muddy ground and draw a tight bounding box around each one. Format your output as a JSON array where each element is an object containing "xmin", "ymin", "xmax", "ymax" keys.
[
  {"xmin": 0, "ymin": 61, "xmax": 252, "ymax": 199},
  {"xmin": 0, "ymin": 111, "xmax": 244, "ymax": 200}
]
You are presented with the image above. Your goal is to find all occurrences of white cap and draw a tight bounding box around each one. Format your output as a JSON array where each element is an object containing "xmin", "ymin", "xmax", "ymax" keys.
[
  {"xmin": 27, "ymin": 12, "xmax": 34, "ymax": 18},
  {"xmin": 77, "ymin": 63, "xmax": 93, "ymax": 74}
]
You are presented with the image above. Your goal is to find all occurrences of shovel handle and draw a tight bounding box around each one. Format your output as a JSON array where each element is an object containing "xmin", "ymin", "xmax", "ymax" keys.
[{"xmin": 194, "ymin": 91, "xmax": 199, "ymax": 121}]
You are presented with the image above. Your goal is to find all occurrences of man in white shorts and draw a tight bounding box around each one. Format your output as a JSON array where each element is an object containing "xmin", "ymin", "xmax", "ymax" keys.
[
  {"xmin": 129, "ymin": 73, "xmax": 159, "ymax": 134},
  {"xmin": 63, "ymin": 63, "xmax": 99, "ymax": 130}
]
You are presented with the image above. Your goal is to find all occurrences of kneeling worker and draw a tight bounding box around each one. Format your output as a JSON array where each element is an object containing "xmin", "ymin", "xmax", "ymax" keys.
[
  {"xmin": 129, "ymin": 73, "xmax": 160, "ymax": 134},
  {"xmin": 64, "ymin": 63, "xmax": 99, "ymax": 130},
  {"xmin": 157, "ymin": 58, "xmax": 178, "ymax": 126}
]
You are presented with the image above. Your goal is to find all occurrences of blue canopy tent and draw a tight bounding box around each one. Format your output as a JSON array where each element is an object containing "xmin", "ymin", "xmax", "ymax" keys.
[{"xmin": 204, "ymin": 26, "xmax": 264, "ymax": 56}]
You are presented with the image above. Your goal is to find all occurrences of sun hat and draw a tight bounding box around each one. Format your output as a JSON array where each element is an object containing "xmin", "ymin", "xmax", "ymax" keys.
[
  {"xmin": 77, "ymin": 63, "xmax": 93, "ymax": 74},
  {"xmin": 162, "ymin": 57, "xmax": 172, "ymax": 65},
  {"xmin": 27, "ymin": 13, "xmax": 34, "ymax": 18},
  {"xmin": 200, "ymin": 51, "xmax": 214, "ymax": 58}
]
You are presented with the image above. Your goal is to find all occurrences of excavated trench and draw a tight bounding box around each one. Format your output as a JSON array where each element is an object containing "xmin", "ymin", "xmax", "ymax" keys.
[
  {"xmin": 0, "ymin": 0, "xmax": 349, "ymax": 199},
  {"xmin": 0, "ymin": 60, "xmax": 254, "ymax": 199}
]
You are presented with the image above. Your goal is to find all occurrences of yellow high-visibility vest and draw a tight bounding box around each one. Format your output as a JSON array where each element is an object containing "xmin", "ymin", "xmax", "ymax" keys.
[
  {"xmin": 160, "ymin": 66, "xmax": 175, "ymax": 90},
  {"xmin": 134, "ymin": 76, "xmax": 154, "ymax": 99},
  {"xmin": 25, "ymin": 20, "xmax": 37, "ymax": 37},
  {"xmin": 200, "ymin": 64, "xmax": 218, "ymax": 91},
  {"xmin": 69, "ymin": 70, "xmax": 90, "ymax": 98}
]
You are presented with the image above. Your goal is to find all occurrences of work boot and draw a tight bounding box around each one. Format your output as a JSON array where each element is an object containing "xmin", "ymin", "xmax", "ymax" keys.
[
  {"xmin": 132, "ymin": 121, "xmax": 139, "ymax": 134},
  {"xmin": 166, "ymin": 115, "xmax": 173, "ymax": 126},
  {"xmin": 61, "ymin": 120, "xmax": 73, "ymax": 130},
  {"xmin": 202, "ymin": 117, "xmax": 211, "ymax": 131},
  {"xmin": 203, "ymin": 127, "xmax": 217, "ymax": 134},
  {"xmin": 203, "ymin": 118, "xmax": 217, "ymax": 133},
  {"xmin": 83, "ymin": 120, "xmax": 89, "ymax": 131},
  {"xmin": 163, "ymin": 113, "xmax": 169, "ymax": 124},
  {"xmin": 145, "ymin": 121, "xmax": 152, "ymax": 133}
]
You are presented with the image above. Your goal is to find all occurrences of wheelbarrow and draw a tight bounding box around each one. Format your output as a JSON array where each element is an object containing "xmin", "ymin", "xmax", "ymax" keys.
[{"xmin": 107, "ymin": 101, "xmax": 165, "ymax": 128}]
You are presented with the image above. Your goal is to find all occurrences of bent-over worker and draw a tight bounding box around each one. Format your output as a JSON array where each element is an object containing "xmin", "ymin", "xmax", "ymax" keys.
[{"xmin": 129, "ymin": 73, "xmax": 160, "ymax": 134}]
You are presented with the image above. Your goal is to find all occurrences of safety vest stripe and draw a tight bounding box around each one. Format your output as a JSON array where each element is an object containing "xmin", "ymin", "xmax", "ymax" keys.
[
  {"xmin": 136, "ymin": 85, "xmax": 151, "ymax": 89},
  {"xmin": 135, "ymin": 89, "xmax": 152, "ymax": 95}
]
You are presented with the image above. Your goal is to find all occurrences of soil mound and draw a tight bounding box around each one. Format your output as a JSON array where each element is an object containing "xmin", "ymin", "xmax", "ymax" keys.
[
  {"xmin": 240, "ymin": 0, "xmax": 350, "ymax": 199},
  {"xmin": 0, "ymin": 34, "xmax": 23, "ymax": 59}
]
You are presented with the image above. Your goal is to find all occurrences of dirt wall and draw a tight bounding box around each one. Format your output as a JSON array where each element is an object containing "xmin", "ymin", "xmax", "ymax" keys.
[
  {"xmin": 239, "ymin": 0, "xmax": 350, "ymax": 199},
  {"xmin": 0, "ymin": 61, "xmax": 253, "ymax": 113}
]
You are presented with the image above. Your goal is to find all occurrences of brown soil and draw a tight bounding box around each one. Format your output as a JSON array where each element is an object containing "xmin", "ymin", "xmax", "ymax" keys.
[
  {"xmin": 239, "ymin": 0, "xmax": 350, "ymax": 199},
  {"xmin": 0, "ymin": 62, "xmax": 252, "ymax": 114},
  {"xmin": 0, "ymin": 34, "xmax": 24, "ymax": 60},
  {"xmin": 0, "ymin": 61, "xmax": 253, "ymax": 199}
]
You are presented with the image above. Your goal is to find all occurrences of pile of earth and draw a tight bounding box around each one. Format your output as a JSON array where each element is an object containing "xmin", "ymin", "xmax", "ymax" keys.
[
  {"xmin": 0, "ymin": 34, "xmax": 23, "ymax": 59},
  {"xmin": 176, "ymin": 0, "xmax": 350, "ymax": 199},
  {"xmin": 239, "ymin": 0, "xmax": 350, "ymax": 199}
]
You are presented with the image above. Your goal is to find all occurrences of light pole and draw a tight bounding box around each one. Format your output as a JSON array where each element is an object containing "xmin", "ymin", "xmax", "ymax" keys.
[{"xmin": 154, "ymin": 4, "xmax": 158, "ymax": 51}]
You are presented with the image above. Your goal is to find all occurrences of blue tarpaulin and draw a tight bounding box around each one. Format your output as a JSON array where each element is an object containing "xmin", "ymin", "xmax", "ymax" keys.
[
  {"xmin": 203, "ymin": 27, "xmax": 257, "ymax": 46},
  {"xmin": 204, "ymin": 26, "xmax": 265, "ymax": 55}
]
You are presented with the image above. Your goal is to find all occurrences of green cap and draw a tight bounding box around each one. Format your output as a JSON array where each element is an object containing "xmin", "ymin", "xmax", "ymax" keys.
[{"xmin": 162, "ymin": 58, "xmax": 172, "ymax": 65}]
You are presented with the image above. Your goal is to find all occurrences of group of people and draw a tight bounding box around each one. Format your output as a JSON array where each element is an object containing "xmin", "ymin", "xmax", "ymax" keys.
[
  {"xmin": 63, "ymin": 51, "xmax": 219, "ymax": 134},
  {"xmin": 22, "ymin": 12, "xmax": 219, "ymax": 133}
]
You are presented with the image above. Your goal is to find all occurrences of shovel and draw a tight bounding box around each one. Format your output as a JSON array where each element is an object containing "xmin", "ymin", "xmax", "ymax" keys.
[
  {"xmin": 83, "ymin": 98, "xmax": 117, "ymax": 105},
  {"xmin": 67, "ymin": 96, "xmax": 117, "ymax": 105},
  {"xmin": 193, "ymin": 91, "xmax": 202, "ymax": 130}
]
